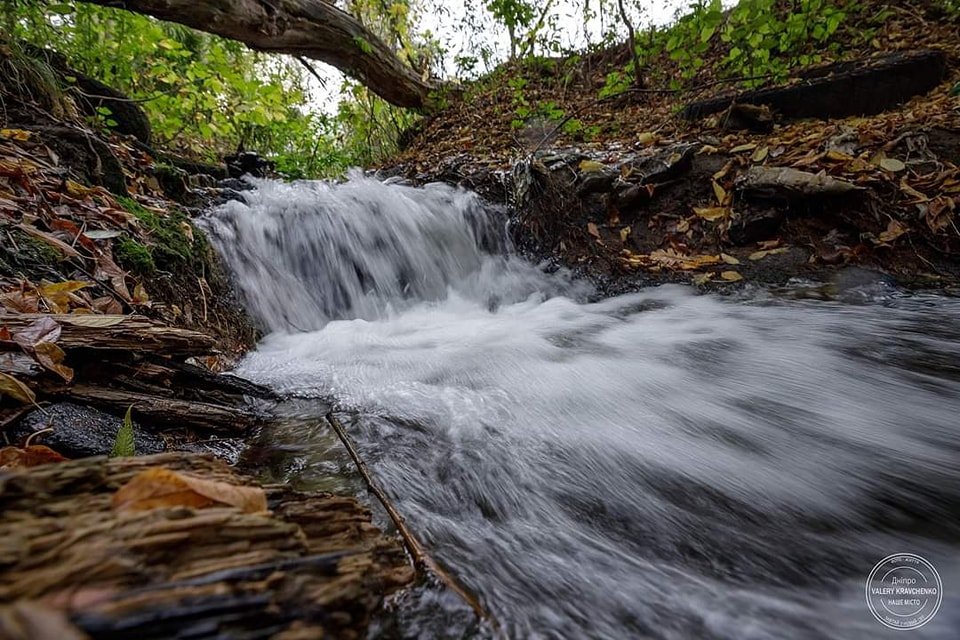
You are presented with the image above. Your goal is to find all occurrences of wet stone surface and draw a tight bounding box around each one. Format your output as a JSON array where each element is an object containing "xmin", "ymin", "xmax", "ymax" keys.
[{"xmin": 11, "ymin": 402, "xmax": 166, "ymax": 458}]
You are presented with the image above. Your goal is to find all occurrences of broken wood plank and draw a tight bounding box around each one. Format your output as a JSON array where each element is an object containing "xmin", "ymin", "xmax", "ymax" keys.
[{"xmin": 0, "ymin": 314, "xmax": 216, "ymax": 357}]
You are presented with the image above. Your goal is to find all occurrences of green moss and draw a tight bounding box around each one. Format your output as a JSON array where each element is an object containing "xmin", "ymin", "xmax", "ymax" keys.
[
  {"xmin": 12, "ymin": 230, "xmax": 63, "ymax": 264},
  {"xmin": 115, "ymin": 236, "xmax": 156, "ymax": 274},
  {"xmin": 115, "ymin": 196, "xmax": 195, "ymax": 270}
]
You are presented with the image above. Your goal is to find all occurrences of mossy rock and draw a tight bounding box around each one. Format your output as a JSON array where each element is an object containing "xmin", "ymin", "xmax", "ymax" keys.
[
  {"xmin": 115, "ymin": 196, "xmax": 196, "ymax": 272},
  {"xmin": 114, "ymin": 236, "xmax": 156, "ymax": 274}
]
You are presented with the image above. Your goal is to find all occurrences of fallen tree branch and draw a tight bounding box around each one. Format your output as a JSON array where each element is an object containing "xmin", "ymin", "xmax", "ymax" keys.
[{"xmin": 326, "ymin": 412, "xmax": 499, "ymax": 631}]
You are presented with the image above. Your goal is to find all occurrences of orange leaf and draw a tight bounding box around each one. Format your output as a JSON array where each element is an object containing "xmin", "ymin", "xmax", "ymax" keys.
[
  {"xmin": 0, "ymin": 445, "xmax": 67, "ymax": 469},
  {"xmin": 112, "ymin": 468, "xmax": 268, "ymax": 514}
]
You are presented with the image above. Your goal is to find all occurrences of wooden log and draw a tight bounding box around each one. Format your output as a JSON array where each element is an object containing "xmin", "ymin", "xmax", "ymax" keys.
[
  {"xmin": 0, "ymin": 315, "xmax": 216, "ymax": 357},
  {"xmin": 54, "ymin": 385, "xmax": 258, "ymax": 434},
  {"xmin": 0, "ymin": 453, "xmax": 415, "ymax": 640},
  {"xmin": 682, "ymin": 50, "xmax": 947, "ymax": 121}
]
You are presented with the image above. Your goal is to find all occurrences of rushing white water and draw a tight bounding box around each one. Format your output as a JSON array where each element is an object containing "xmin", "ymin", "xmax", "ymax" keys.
[{"xmin": 206, "ymin": 177, "xmax": 960, "ymax": 639}]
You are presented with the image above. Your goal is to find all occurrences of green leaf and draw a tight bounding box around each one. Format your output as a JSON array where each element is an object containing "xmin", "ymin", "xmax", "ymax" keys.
[
  {"xmin": 47, "ymin": 3, "xmax": 75, "ymax": 15},
  {"xmin": 110, "ymin": 405, "xmax": 136, "ymax": 458}
]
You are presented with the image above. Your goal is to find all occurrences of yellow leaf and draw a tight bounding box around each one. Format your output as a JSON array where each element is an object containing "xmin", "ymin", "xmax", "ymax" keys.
[
  {"xmin": 720, "ymin": 253, "xmax": 740, "ymax": 265},
  {"xmin": 38, "ymin": 281, "xmax": 90, "ymax": 296},
  {"xmin": 0, "ymin": 372, "xmax": 36, "ymax": 404},
  {"xmin": 698, "ymin": 144, "xmax": 720, "ymax": 155},
  {"xmin": 33, "ymin": 341, "xmax": 73, "ymax": 383},
  {"xmin": 712, "ymin": 181, "xmax": 728, "ymax": 206},
  {"xmin": 749, "ymin": 247, "xmax": 789, "ymax": 261},
  {"xmin": 731, "ymin": 143, "xmax": 758, "ymax": 154},
  {"xmin": 0, "ymin": 129, "xmax": 31, "ymax": 141},
  {"xmin": 751, "ymin": 146, "xmax": 769, "ymax": 163},
  {"xmin": 879, "ymin": 158, "xmax": 906, "ymax": 172},
  {"xmin": 825, "ymin": 150, "xmax": 855, "ymax": 162},
  {"xmin": 619, "ymin": 226, "xmax": 631, "ymax": 242},
  {"xmin": 878, "ymin": 220, "xmax": 908, "ymax": 243},
  {"xmin": 112, "ymin": 467, "xmax": 268, "ymax": 513},
  {"xmin": 720, "ymin": 271, "xmax": 743, "ymax": 282},
  {"xmin": 694, "ymin": 207, "xmax": 728, "ymax": 222},
  {"xmin": 579, "ymin": 160, "xmax": 605, "ymax": 173},
  {"xmin": 692, "ymin": 273, "xmax": 714, "ymax": 286},
  {"xmin": 637, "ymin": 132, "xmax": 657, "ymax": 145},
  {"xmin": 132, "ymin": 283, "xmax": 150, "ymax": 304},
  {"xmin": 65, "ymin": 180, "xmax": 95, "ymax": 198}
]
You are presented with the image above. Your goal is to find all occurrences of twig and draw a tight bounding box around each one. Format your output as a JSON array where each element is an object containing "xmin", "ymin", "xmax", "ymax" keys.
[
  {"xmin": 616, "ymin": 0, "xmax": 642, "ymax": 88},
  {"xmin": 295, "ymin": 56, "xmax": 327, "ymax": 88},
  {"xmin": 325, "ymin": 412, "xmax": 499, "ymax": 632}
]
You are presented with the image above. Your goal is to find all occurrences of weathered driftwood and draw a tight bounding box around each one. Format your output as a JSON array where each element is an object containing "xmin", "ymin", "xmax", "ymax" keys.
[
  {"xmin": 736, "ymin": 166, "xmax": 865, "ymax": 200},
  {"xmin": 0, "ymin": 453, "xmax": 415, "ymax": 640},
  {"xmin": 0, "ymin": 315, "xmax": 215, "ymax": 357}
]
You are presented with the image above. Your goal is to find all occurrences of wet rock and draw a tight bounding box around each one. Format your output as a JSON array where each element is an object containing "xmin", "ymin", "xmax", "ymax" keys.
[
  {"xmin": 721, "ymin": 103, "xmax": 774, "ymax": 133},
  {"xmin": 577, "ymin": 170, "xmax": 617, "ymax": 195},
  {"xmin": 226, "ymin": 151, "xmax": 274, "ymax": 179},
  {"xmin": 728, "ymin": 207, "xmax": 787, "ymax": 245},
  {"xmin": 623, "ymin": 143, "xmax": 697, "ymax": 185},
  {"xmin": 155, "ymin": 163, "xmax": 190, "ymax": 202},
  {"xmin": 9, "ymin": 402, "xmax": 166, "ymax": 458},
  {"xmin": 613, "ymin": 182, "xmax": 654, "ymax": 211}
]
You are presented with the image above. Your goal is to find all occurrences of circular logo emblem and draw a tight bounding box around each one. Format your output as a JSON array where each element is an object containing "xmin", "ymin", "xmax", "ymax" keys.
[{"xmin": 866, "ymin": 553, "xmax": 943, "ymax": 631}]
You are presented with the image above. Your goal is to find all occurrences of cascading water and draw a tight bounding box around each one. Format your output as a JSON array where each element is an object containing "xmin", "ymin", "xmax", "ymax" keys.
[{"xmin": 205, "ymin": 176, "xmax": 960, "ymax": 639}]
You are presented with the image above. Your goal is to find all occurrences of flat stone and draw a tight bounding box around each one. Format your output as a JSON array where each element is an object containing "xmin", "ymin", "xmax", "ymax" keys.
[{"xmin": 10, "ymin": 402, "xmax": 166, "ymax": 458}]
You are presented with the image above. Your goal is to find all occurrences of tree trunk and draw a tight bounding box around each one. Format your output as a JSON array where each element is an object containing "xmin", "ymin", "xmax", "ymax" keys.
[{"xmin": 80, "ymin": 0, "xmax": 439, "ymax": 109}]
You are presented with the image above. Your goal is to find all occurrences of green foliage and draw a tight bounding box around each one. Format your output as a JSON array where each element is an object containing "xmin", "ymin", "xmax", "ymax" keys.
[
  {"xmin": 599, "ymin": 70, "xmax": 631, "ymax": 99},
  {"xmin": 485, "ymin": 0, "xmax": 536, "ymax": 57},
  {"xmin": 601, "ymin": 0, "xmax": 852, "ymax": 98},
  {"xmin": 5, "ymin": 1, "xmax": 360, "ymax": 175},
  {"xmin": 110, "ymin": 405, "xmax": 136, "ymax": 458}
]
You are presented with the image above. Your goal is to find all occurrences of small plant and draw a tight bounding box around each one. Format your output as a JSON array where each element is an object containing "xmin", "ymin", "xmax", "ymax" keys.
[{"xmin": 110, "ymin": 405, "xmax": 136, "ymax": 458}]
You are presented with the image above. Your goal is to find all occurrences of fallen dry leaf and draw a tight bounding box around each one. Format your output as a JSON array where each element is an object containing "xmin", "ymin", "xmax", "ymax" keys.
[
  {"xmin": 0, "ymin": 445, "xmax": 67, "ymax": 469},
  {"xmin": 0, "ymin": 372, "xmax": 36, "ymax": 404},
  {"xmin": 112, "ymin": 467, "xmax": 268, "ymax": 514},
  {"xmin": 749, "ymin": 247, "xmax": 790, "ymax": 261},
  {"xmin": 720, "ymin": 253, "xmax": 740, "ymax": 265},
  {"xmin": 33, "ymin": 341, "xmax": 73, "ymax": 382},
  {"xmin": 694, "ymin": 207, "xmax": 728, "ymax": 222},
  {"xmin": 12, "ymin": 317, "xmax": 61, "ymax": 350},
  {"xmin": 720, "ymin": 271, "xmax": 744, "ymax": 282},
  {"xmin": 878, "ymin": 220, "xmax": 908, "ymax": 244}
]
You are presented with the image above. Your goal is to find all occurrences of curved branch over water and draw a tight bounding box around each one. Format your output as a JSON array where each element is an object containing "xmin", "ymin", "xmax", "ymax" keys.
[{"xmin": 81, "ymin": 0, "xmax": 439, "ymax": 109}]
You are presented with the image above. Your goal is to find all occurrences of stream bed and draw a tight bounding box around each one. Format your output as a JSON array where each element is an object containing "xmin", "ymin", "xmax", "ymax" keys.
[{"xmin": 206, "ymin": 177, "xmax": 960, "ymax": 639}]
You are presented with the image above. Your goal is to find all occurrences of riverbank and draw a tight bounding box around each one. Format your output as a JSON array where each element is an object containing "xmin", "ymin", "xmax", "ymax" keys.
[
  {"xmin": 380, "ymin": 0, "xmax": 960, "ymax": 291},
  {"xmin": 0, "ymin": 49, "xmax": 422, "ymax": 639}
]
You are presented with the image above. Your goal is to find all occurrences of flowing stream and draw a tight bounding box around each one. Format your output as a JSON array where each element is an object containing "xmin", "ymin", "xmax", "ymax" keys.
[{"xmin": 205, "ymin": 177, "xmax": 960, "ymax": 639}]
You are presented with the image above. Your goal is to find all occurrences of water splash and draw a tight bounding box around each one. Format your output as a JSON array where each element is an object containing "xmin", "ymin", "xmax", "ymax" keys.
[{"xmin": 208, "ymin": 178, "xmax": 960, "ymax": 638}]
